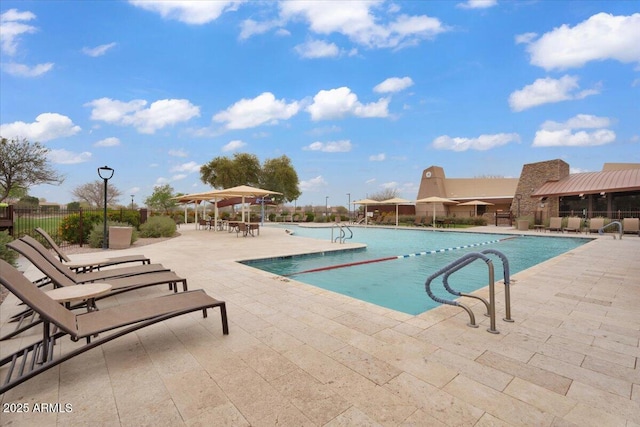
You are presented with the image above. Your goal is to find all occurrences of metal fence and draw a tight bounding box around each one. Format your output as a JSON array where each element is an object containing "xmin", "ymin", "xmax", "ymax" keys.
[{"xmin": 1, "ymin": 205, "xmax": 147, "ymax": 249}]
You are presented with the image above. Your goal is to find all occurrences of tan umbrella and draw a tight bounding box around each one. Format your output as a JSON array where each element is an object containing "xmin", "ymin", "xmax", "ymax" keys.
[
  {"xmin": 379, "ymin": 197, "xmax": 412, "ymax": 227},
  {"xmin": 456, "ymin": 200, "xmax": 494, "ymax": 217},
  {"xmin": 352, "ymin": 198, "xmax": 378, "ymax": 225},
  {"xmin": 209, "ymin": 185, "xmax": 282, "ymax": 223},
  {"xmin": 415, "ymin": 196, "xmax": 459, "ymax": 227}
]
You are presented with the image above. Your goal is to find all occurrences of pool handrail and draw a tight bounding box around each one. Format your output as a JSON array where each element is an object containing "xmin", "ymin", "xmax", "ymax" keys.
[{"xmin": 599, "ymin": 221, "xmax": 623, "ymax": 239}]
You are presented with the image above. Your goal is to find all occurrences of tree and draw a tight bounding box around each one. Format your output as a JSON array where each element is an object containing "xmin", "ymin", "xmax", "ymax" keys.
[
  {"xmin": 260, "ymin": 155, "xmax": 301, "ymax": 203},
  {"xmin": 200, "ymin": 153, "xmax": 261, "ymax": 189},
  {"xmin": 144, "ymin": 184, "xmax": 176, "ymax": 214},
  {"xmin": 369, "ymin": 188, "xmax": 399, "ymax": 201},
  {"xmin": 71, "ymin": 180, "xmax": 123, "ymax": 207},
  {"xmin": 0, "ymin": 137, "xmax": 65, "ymax": 202}
]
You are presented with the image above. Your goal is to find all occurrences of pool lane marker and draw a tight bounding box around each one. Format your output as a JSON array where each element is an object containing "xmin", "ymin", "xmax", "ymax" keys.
[{"xmin": 286, "ymin": 237, "xmax": 509, "ymax": 276}]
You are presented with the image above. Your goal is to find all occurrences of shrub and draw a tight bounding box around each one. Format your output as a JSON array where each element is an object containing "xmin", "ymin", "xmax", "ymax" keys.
[
  {"xmin": 58, "ymin": 211, "xmax": 103, "ymax": 244},
  {"xmin": 0, "ymin": 230, "xmax": 18, "ymax": 267},
  {"xmin": 139, "ymin": 216, "xmax": 177, "ymax": 238},
  {"xmin": 88, "ymin": 221, "xmax": 139, "ymax": 248}
]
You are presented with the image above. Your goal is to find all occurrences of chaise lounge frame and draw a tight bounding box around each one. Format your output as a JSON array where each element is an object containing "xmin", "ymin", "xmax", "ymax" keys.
[{"xmin": 0, "ymin": 258, "xmax": 228, "ymax": 394}]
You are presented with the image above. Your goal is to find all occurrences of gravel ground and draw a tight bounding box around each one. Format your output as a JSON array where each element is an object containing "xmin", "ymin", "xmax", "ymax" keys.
[{"xmin": 0, "ymin": 235, "xmax": 177, "ymax": 305}]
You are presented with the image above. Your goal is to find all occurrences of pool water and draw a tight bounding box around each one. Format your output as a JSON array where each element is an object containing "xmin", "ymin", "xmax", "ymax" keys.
[{"xmin": 244, "ymin": 226, "xmax": 588, "ymax": 315}]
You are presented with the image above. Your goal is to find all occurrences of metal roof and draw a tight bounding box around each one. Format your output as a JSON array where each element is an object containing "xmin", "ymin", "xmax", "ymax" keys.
[{"xmin": 532, "ymin": 168, "xmax": 640, "ymax": 197}]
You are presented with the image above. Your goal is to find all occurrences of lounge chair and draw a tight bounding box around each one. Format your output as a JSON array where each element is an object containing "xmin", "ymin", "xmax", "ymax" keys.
[
  {"xmin": 546, "ymin": 217, "xmax": 562, "ymax": 232},
  {"xmin": 19, "ymin": 236, "xmax": 168, "ymax": 282},
  {"xmin": 0, "ymin": 258, "xmax": 228, "ymax": 394},
  {"xmin": 622, "ymin": 218, "xmax": 639, "ymax": 235},
  {"xmin": 563, "ymin": 217, "xmax": 582, "ymax": 233},
  {"xmin": 34, "ymin": 227, "xmax": 150, "ymax": 272},
  {"xmin": 3, "ymin": 239, "xmax": 189, "ymax": 340},
  {"xmin": 587, "ymin": 218, "xmax": 605, "ymax": 234}
]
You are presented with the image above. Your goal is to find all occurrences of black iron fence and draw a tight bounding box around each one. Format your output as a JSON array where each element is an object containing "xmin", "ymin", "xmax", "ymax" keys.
[{"xmin": 0, "ymin": 205, "xmax": 147, "ymax": 249}]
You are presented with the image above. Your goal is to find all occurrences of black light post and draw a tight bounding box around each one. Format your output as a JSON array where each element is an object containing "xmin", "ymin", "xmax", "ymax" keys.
[
  {"xmin": 515, "ymin": 193, "xmax": 522, "ymax": 217},
  {"xmin": 130, "ymin": 194, "xmax": 134, "ymax": 210},
  {"xmin": 98, "ymin": 166, "xmax": 114, "ymax": 249},
  {"xmin": 325, "ymin": 196, "xmax": 329, "ymax": 222},
  {"xmin": 347, "ymin": 193, "xmax": 351, "ymax": 222}
]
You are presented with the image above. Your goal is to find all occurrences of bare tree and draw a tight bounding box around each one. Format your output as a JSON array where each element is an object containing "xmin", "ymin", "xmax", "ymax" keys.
[
  {"xmin": 368, "ymin": 188, "xmax": 400, "ymax": 201},
  {"xmin": 0, "ymin": 137, "xmax": 65, "ymax": 202},
  {"xmin": 72, "ymin": 180, "xmax": 123, "ymax": 207}
]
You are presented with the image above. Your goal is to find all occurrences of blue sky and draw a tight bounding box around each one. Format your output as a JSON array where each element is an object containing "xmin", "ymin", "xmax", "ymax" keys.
[{"xmin": 1, "ymin": 1, "xmax": 639, "ymax": 208}]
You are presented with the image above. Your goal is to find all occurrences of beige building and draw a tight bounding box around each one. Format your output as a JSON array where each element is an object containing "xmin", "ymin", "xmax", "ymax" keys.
[{"xmin": 415, "ymin": 160, "xmax": 640, "ymax": 222}]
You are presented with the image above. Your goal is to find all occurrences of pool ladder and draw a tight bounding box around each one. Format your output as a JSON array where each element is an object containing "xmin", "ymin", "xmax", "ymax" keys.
[
  {"xmin": 425, "ymin": 249, "xmax": 513, "ymax": 334},
  {"xmin": 599, "ymin": 221, "xmax": 623, "ymax": 239},
  {"xmin": 331, "ymin": 223, "xmax": 353, "ymax": 243}
]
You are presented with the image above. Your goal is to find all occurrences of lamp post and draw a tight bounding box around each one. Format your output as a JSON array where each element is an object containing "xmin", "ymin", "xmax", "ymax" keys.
[
  {"xmin": 98, "ymin": 166, "xmax": 114, "ymax": 249},
  {"xmin": 347, "ymin": 193, "xmax": 350, "ymax": 223},
  {"xmin": 130, "ymin": 194, "xmax": 134, "ymax": 210},
  {"xmin": 325, "ymin": 196, "xmax": 329, "ymax": 222},
  {"xmin": 515, "ymin": 193, "xmax": 522, "ymax": 218}
]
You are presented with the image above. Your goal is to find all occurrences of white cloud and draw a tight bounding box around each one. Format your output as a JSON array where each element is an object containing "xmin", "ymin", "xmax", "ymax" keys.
[
  {"xmin": 170, "ymin": 161, "xmax": 200, "ymax": 173},
  {"xmin": 128, "ymin": 0, "xmax": 245, "ymax": 25},
  {"xmin": 508, "ymin": 75, "xmax": 599, "ymax": 112},
  {"xmin": 82, "ymin": 42, "xmax": 117, "ymax": 57},
  {"xmin": 213, "ymin": 92, "xmax": 300, "ymax": 130},
  {"xmin": 521, "ymin": 12, "xmax": 640, "ymax": 70},
  {"xmin": 48, "ymin": 149, "xmax": 92, "ymax": 164},
  {"xmin": 369, "ymin": 153, "xmax": 386, "ymax": 161},
  {"xmin": 457, "ymin": 0, "xmax": 498, "ymax": 9},
  {"xmin": 304, "ymin": 140, "xmax": 352, "ymax": 152},
  {"xmin": 294, "ymin": 39, "xmax": 340, "ymax": 59},
  {"xmin": 168, "ymin": 149, "xmax": 188, "ymax": 157},
  {"xmin": 515, "ymin": 32, "xmax": 537, "ymax": 45},
  {"xmin": 0, "ymin": 113, "xmax": 81, "ymax": 142},
  {"xmin": 171, "ymin": 174, "xmax": 188, "ymax": 181},
  {"xmin": 94, "ymin": 137, "xmax": 120, "ymax": 147},
  {"xmin": 307, "ymin": 87, "xmax": 389, "ymax": 121},
  {"xmin": 374, "ymin": 76, "xmax": 414, "ymax": 93},
  {"xmin": 222, "ymin": 140, "xmax": 246, "ymax": 151},
  {"xmin": 533, "ymin": 113, "xmax": 616, "ymax": 147},
  {"xmin": 277, "ymin": 1, "xmax": 447, "ymax": 49},
  {"xmin": 432, "ymin": 133, "xmax": 520, "ymax": 151},
  {"xmin": 0, "ymin": 8, "xmax": 37, "ymax": 55},
  {"xmin": 2, "ymin": 62, "xmax": 54, "ymax": 77},
  {"xmin": 86, "ymin": 97, "xmax": 200, "ymax": 134},
  {"xmin": 239, "ymin": 18, "xmax": 278, "ymax": 40},
  {"xmin": 299, "ymin": 175, "xmax": 327, "ymax": 192},
  {"xmin": 381, "ymin": 181, "xmax": 398, "ymax": 189}
]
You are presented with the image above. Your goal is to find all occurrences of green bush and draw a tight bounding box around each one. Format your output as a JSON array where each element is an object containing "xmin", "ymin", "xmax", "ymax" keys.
[
  {"xmin": 139, "ymin": 216, "xmax": 177, "ymax": 238},
  {"xmin": 58, "ymin": 211, "xmax": 102, "ymax": 244},
  {"xmin": 0, "ymin": 230, "xmax": 18, "ymax": 267},
  {"xmin": 88, "ymin": 221, "xmax": 139, "ymax": 248},
  {"xmin": 107, "ymin": 209, "xmax": 140, "ymax": 228}
]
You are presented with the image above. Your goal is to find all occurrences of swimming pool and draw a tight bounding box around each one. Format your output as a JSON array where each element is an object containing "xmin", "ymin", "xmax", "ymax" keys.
[{"xmin": 243, "ymin": 226, "xmax": 589, "ymax": 315}]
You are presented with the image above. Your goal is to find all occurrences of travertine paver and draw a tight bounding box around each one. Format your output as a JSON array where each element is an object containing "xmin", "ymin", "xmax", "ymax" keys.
[{"xmin": 1, "ymin": 224, "xmax": 639, "ymax": 426}]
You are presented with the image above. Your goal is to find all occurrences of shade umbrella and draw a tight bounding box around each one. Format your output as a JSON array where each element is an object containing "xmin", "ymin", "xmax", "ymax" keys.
[
  {"xmin": 415, "ymin": 196, "xmax": 459, "ymax": 227},
  {"xmin": 456, "ymin": 200, "xmax": 494, "ymax": 217},
  {"xmin": 379, "ymin": 197, "xmax": 412, "ymax": 227},
  {"xmin": 209, "ymin": 185, "xmax": 282, "ymax": 223},
  {"xmin": 352, "ymin": 198, "xmax": 378, "ymax": 226}
]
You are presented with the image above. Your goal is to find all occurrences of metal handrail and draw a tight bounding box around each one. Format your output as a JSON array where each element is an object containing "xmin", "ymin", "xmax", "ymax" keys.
[
  {"xmin": 331, "ymin": 223, "xmax": 353, "ymax": 243},
  {"xmin": 599, "ymin": 221, "xmax": 623, "ymax": 239},
  {"xmin": 425, "ymin": 249, "xmax": 512, "ymax": 334}
]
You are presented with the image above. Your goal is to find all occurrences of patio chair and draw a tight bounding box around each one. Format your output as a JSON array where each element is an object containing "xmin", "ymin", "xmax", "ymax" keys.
[
  {"xmin": 19, "ymin": 235, "xmax": 168, "ymax": 283},
  {"xmin": 587, "ymin": 218, "xmax": 605, "ymax": 234},
  {"xmin": 546, "ymin": 217, "xmax": 562, "ymax": 232},
  {"xmin": 34, "ymin": 227, "xmax": 150, "ymax": 272},
  {"xmin": 622, "ymin": 217, "xmax": 639, "ymax": 235},
  {"xmin": 0, "ymin": 258, "xmax": 228, "ymax": 394},
  {"xmin": 563, "ymin": 217, "xmax": 582, "ymax": 233}
]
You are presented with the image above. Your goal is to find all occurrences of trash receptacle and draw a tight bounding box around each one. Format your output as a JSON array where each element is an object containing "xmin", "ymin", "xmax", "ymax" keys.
[
  {"xmin": 108, "ymin": 226, "xmax": 132, "ymax": 249},
  {"xmin": 517, "ymin": 220, "xmax": 529, "ymax": 231}
]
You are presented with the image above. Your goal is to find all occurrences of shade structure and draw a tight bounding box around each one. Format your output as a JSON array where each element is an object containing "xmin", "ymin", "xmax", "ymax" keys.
[
  {"xmin": 208, "ymin": 185, "xmax": 282, "ymax": 222},
  {"xmin": 415, "ymin": 196, "xmax": 459, "ymax": 227},
  {"xmin": 379, "ymin": 197, "xmax": 412, "ymax": 227},
  {"xmin": 352, "ymin": 199, "xmax": 379, "ymax": 225},
  {"xmin": 456, "ymin": 200, "xmax": 494, "ymax": 216}
]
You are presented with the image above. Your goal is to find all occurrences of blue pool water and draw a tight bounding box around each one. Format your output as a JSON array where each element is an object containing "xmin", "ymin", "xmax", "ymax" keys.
[{"xmin": 244, "ymin": 225, "xmax": 588, "ymax": 315}]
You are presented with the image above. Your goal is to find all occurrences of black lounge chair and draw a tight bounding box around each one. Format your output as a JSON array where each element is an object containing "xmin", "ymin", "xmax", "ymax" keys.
[
  {"xmin": 34, "ymin": 227, "xmax": 151, "ymax": 272},
  {"xmin": 0, "ymin": 258, "xmax": 228, "ymax": 394}
]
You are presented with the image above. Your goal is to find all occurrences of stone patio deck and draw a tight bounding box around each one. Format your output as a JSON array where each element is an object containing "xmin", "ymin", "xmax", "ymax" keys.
[{"xmin": 1, "ymin": 224, "xmax": 638, "ymax": 426}]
